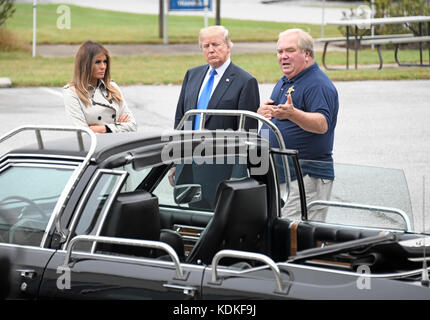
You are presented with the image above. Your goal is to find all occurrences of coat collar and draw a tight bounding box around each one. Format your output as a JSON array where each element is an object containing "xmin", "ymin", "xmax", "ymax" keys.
[{"xmin": 88, "ymin": 79, "xmax": 107, "ymax": 91}]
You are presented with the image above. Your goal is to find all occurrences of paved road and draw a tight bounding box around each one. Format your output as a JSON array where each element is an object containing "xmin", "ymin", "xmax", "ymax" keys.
[
  {"xmin": 1, "ymin": 80, "xmax": 429, "ymax": 230},
  {"xmin": 3, "ymin": 1, "xmax": 429, "ymax": 230}
]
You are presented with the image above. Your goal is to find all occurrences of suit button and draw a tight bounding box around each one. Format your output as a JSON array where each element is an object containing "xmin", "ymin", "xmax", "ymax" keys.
[
  {"xmin": 112, "ymin": 114, "xmax": 116, "ymax": 118},
  {"xmin": 98, "ymin": 116, "xmax": 102, "ymax": 120}
]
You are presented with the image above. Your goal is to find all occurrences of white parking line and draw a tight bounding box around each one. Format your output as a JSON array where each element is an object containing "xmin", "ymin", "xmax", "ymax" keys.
[{"xmin": 40, "ymin": 87, "xmax": 63, "ymax": 98}]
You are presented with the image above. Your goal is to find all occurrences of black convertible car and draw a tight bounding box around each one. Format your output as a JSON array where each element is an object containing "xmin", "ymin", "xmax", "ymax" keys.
[{"xmin": 1, "ymin": 110, "xmax": 430, "ymax": 300}]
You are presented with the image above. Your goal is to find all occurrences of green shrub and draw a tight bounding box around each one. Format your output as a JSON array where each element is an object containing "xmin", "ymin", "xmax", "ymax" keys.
[{"xmin": 0, "ymin": 0, "xmax": 15, "ymax": 27}]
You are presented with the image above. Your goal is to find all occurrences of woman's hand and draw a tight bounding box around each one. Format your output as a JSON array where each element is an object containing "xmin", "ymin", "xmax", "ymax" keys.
[
  {"xmin": 89, "ymin": 124, "xmax": 107, "ymax": 133},
  {"xmin": 117, "ymin": 114, "xmax": 130, "ymax": 123}
]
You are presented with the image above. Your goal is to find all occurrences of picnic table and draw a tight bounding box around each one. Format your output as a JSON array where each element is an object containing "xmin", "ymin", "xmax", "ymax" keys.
[{"xmin": 320, "ymin": 16, "xmax": 430, "ymax": 69}]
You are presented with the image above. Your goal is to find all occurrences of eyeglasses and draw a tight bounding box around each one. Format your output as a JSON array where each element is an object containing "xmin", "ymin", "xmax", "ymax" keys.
[{"xmin": 201, "ymin": 42, "xmax": 225, "ymax": 50}]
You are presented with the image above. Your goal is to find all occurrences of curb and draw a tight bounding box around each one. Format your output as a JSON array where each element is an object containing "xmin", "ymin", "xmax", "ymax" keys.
[{"xmin": 0, "ymin": 78, "xmax": 12, "ymax": 88}]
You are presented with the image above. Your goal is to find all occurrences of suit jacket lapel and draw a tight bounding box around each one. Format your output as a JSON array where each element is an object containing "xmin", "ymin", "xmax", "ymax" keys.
[
  {"xmin": 208, "ymin": 62, "xmax": 236, "ymax": 109},
  {"xmin": 204, "ymin": 63, "xmax": 236, "ymax": 124},
  {"xmin": 186, "ymin": 65, "xmax": 209, "ymax": 113}
]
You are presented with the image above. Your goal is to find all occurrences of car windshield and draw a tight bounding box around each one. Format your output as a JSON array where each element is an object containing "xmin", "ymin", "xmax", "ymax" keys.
[
  {"xmin": 0, "ymin": 164, "xmax": 75, "ymax": 246},
  {"xmin": 278, "ymin": 156, "xmax": 414, "ymax": 232}
]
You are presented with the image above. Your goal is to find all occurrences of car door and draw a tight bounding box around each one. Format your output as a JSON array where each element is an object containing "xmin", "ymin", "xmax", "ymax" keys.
[
  {"xmin": 37, "ymin": 167, "xmax": 206, "ymax": 299},
  {"xmin": 40, "ymin": 244, "xmax": 205, "ymax": 300},
  {"xmin": 0, "ymin": 159, "xmax": 79, "ymax": 298},
  {"xmin": 200, "ymin": 250, "xmax": 292, "ymax": 300}
]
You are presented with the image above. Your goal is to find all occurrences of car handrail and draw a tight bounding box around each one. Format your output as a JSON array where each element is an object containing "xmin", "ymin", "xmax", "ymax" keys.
[
  {"xmin": 63, "ymin": 235, "xmax": 186, "ymax": 280},
  {"xmin": 175, "ymin": 109, "xmax": 287, "ymax": 151},
  {"xmin": 0, "ymin": 125, "xmax": 97, "ymax": 243},
  {"xmin": 210, "ymin": 249, "xmax": 287, "ymax": 293},
  {"xmin": 307, "ymin": 200, "xmax": 412, "ymax": 231}
]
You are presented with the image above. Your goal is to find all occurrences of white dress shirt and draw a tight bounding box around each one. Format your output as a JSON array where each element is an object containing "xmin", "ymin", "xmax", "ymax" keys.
[{"xmin": 197, "ymin": 57, "xmax": 231, "ymax": 102}]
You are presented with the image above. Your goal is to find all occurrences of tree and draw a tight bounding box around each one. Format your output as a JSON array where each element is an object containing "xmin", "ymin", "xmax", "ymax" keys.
[
  {"xmin": 0, "ymin": 0, "xmax": 15, "ymax": 27},
  {"xmin": 367, "ymin": 0, "xmax": 430, "ymax": 35}
]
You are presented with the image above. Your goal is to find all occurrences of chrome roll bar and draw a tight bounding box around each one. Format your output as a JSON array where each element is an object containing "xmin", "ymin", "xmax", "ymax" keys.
[
  {"xmin": 175, "ymin": 109, "xmax": 287, "ymax": 151},
  {"xmin": 307, "ymin": 200, "xmax": 412, "ymax": 231},
  {"xmin": 63, "ymin": 235, "xmax": 186, "ymax": 280},
  {"xmin": 0, "ymin": 125, "xmax": 97, "ymax": 242},
  {"xmin": 211, "ymin": 249, "xmax": 286, "ymax": 293}
]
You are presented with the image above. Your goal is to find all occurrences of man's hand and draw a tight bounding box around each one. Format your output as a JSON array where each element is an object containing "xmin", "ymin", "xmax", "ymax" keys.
[
  {"xmin": 272, "ymin": 94, "xmax": 295, "ymax": 120},
  {"xmin": 273, "ymin": 94, "xmax": 328, "ymax": 134},
  {"xmin": 257, "ymin": 99, "xmax": 275, "ymax": 119}
]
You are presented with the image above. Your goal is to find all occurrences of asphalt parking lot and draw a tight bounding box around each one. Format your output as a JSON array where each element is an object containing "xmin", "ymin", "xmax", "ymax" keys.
[
  {"xmin": 0, "ymin": 80, "xmax": 429, "ymax": 230},
  {"xmin": 3, "ymin": 0, "xmax": 430, "ymax": 230}
]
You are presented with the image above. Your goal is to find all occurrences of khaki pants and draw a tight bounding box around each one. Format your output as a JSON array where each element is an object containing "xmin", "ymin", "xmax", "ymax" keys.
[{"xmin": 280, "ymin": 175, "xmax": 333, "ymax": 221}]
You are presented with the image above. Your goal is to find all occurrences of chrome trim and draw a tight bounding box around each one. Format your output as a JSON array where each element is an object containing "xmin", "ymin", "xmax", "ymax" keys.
[
  {"xmin": 307, "ymin": 200, "xmax": 412, "ymax": 231},
  {"xmin": 176, "ymin": 110, "xmax": 286, "ymax": 150},
  {"xmin": 182, "ymin": 235, "xmax": 200, "ymax": 242},
  {"xmin": 64, "ymin": 169, "xmax": 127, "ymax": 249},
  {"xmin": 1, "ymin": 153, "xmax": 86, "ymax": 163},
  {"xmin": 92, "ymin": 170, "xmax": 128, "ymax": 252},
  {"xmin": 278, "ymin": 261, "xmax": 430, "ymax": 280},
  {"xmin": 3, "ymin": 162, "xmax": 78, "ymax": 170},
  {"xmin": 400, "ymin": 236, "xmax": 430, "ymax": 248},
  {"xmin": 174, "ymin": 224, "xmax": 205, "ymax": 232},
  {"xmin": 161, "ymin": 206, "xmax": 213, "ymax": 217},
  {"xmin": 0, "ymin": 242, "xmax": 56, "ymax": 252},
  {"xmin": 211, "ymin": 249, "xmax": 286, "ymax": 293},
  {"xmin": 0, "ymin": 160, "xmax": 78, "ymax": 176},
  {"xmin": 63, "ymin": 235, "xmax": 186, "ymax": 279},
  {"xmin": 56, "ymin": 248, "xmax": 205, "ymax": 272},
  {"xmin": 0, "ymin": 156, "xmax": 83, "ymax": 166},
  {"xmin": 162, "ymin": 283, "xmax": 197, "ymax": 297},
  {"xmin": 269, "ymin": 155, "xmax": 281, "ymax": 218}
]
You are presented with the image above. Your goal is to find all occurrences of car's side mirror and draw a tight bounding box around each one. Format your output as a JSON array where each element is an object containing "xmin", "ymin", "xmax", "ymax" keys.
[{"xmin": 173, "ymin": 184, "xmax": 202, "ymax": 205}]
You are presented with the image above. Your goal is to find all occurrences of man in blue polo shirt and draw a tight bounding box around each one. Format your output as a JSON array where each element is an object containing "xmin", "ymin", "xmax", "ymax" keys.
[{"xmin": 258, "ymin": 28, "xmax": 339, "ymax": 221}]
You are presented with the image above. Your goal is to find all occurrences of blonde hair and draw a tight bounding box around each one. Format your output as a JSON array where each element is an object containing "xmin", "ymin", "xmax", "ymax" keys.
[
  {"xmin": 69, "ymin": 40, "xmax": 123, "ymax": 107},
  {"xmin": 278, "ymin": 28, "xmax": 315, "ymax": 59},
  {"xmin": 199, "ymin": 25, "xmax": 233, "ymax": 48}
]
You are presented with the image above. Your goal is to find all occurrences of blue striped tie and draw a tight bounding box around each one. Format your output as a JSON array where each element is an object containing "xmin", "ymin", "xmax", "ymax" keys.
[{"xmin": 194, "ymin": 69, "xmax": 217, "ymax": 130}]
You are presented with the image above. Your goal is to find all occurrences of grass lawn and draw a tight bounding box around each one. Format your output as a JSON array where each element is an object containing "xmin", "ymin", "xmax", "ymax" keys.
[
  {"xmin": 4, "ymin": 4, "xmax": 342, "ymax": 44},
  {"xmin": 1, "ymin": 3, "xmax": 429, "ymax": 85},
  {"xmin": 1, "ymin": 49, "xmax": 429, "ymax": 87}
]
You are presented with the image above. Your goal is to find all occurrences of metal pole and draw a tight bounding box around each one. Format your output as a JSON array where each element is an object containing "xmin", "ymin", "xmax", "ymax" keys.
[
  {"xmin": 321, "ymin": 0, "xmax": 325, "ymax": 38},
  {"xmin": 159, "ymin": 0, "xmax": 164, "ymax": 38},
  {"xmin": 216, "ymin": 0, "xmax": 220, "ymax": 25},
  {"xmin": 204, "ymin": 0, "xmax": 208, "ymax": 28},
  {"xmin": 371, "ymin": 0, "xmax": 375, "ymax": 49},
  {"xmin": 32, "ymin": 0, "xmax": 37, "ymax": 58},
  {"xmin": 163, "ymin": 0, "xmax": 168, "ymax": 44}
]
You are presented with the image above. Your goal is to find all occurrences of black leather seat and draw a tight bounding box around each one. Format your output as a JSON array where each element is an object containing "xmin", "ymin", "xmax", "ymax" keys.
[
  {"xmin": 98, "ymin": 190, "xmax": 160, "ymax": 257},
  {"xmin": 186, "ymin": 178, "xmax": 268, "ymax": 265},
  {"xmin": 159, "ymin": 228, "xmax": 185, "ymax": 261},
  {"xmin": 98, "ymin": 190, "xmax": 186, "ymax": 260}
]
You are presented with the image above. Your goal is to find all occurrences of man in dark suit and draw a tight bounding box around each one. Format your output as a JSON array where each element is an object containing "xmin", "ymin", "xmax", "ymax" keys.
[
  {"xmin": 171, "ymin": 26, "xmax": 260, "ymax": 210},
  {"xmin": 174, "ymin": 25, "xmax": 260, "ymax": 130}
]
